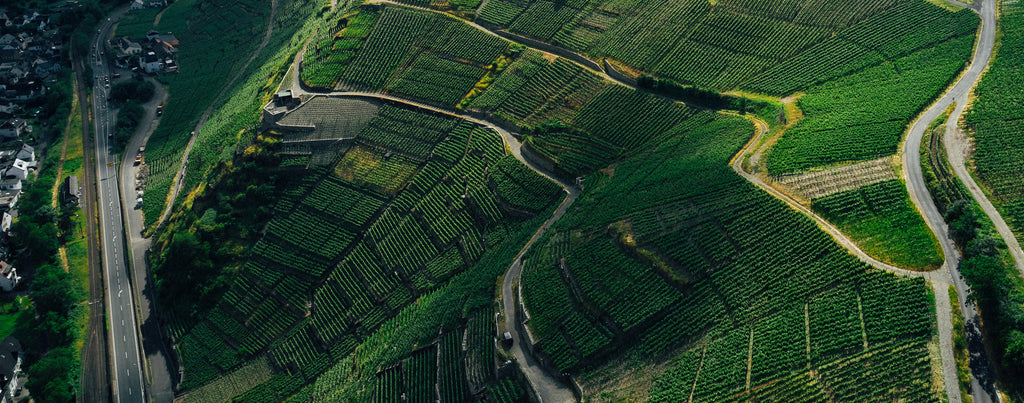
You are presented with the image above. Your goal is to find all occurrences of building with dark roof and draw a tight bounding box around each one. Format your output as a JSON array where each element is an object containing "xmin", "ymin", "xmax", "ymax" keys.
[{"xmin": 0, "ymin": 337, "xmax": 21, "ymax": 401}]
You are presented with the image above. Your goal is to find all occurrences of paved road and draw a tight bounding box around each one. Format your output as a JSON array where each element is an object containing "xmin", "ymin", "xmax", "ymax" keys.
[
  {"xmin": 901, "ymin": 0, "xmax": 999, "ymax": 401},
  {"xmin": 119, "ymin": 75, "xmax": 175, "ymax": 402},
  {"xmin": 74, "ymin": 38, "xmax": 111, "ymax": 403},
  {"xmin": 90, "ymin": 15, "xmax": 147, "ymax": 403},
  {"xmin": 283, "ymin": 49, "xmax": 580, "ymax": 398},
  {"xmin": 944, "ymin": 91, "xmax": 1024, "ymax": 277}
]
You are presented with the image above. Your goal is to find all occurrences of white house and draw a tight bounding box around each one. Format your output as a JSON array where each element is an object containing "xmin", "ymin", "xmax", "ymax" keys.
[
  {"xmin": 139, "ymin": 51, "xmax": 161, "ymax": 73},
  {"xmin": 15, "ymin": 144, "xmax": 32, "ymax": 163},
  {"xmin": 4, "ymin": 159, "xmax": 27, "ymax": 180},
  {"xmin": 0, "ymin": 262, "xmax": 18, "ymax": 292},
  {"xmin": 0, "ymin": 119, "xmax": 25, "ymax": 139},
  {"xmin": 0, "ymin": 212, "xmax": 9, "ymax": 233}
]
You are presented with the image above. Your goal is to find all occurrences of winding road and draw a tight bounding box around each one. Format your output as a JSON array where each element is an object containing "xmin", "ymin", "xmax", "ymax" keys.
[{"xmin": 901, "ymin": 0, "xmax": 1000, "ymax": 400}]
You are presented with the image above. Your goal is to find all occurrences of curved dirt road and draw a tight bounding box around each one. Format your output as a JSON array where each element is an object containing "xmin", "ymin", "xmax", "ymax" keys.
[
  {"xmin": 945, "ymin": 101, "xmax": 1024, "ymax": 276},
  {"xmin": 901, "ymin": 0, "xmax": 999, "ymax": 401}
]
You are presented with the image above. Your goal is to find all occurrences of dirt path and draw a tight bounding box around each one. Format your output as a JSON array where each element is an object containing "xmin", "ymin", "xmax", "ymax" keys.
[
  {"xmin": 278, "ymin": 5, "xmax": 995, "ymax": 399},
  {"xmin": 156, "ymin": 0, "xmax": 279, "ymax": 227},
  {"xmin": 365, "ymin": 0, "xmax": 630, "ymax": 86}
]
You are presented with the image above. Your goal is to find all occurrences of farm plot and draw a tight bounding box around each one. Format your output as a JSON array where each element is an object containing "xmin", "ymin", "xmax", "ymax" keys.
[
  {"xmin": 775, "ymin": 156, "xmax": 896, "ymax": 200},
  {"xmin": 744, "ymin": 1, "xmax": 978, "ymax": 95},
  {"xmin": 337, "ymin": 6, "xmax": 509, "ymax": 107},
  {"xmin": 175, "ymin": 102, "xmax": 562, "ymax": 394},
  {"xmin": 764, "ymin": 31, "xmax": 975, "ymax": 173},
  {"xmin": 487, "ymin": 56, "xmax": 606, "ymax": 126},
  {"xmin": 519, "ymin": 98, "xmax": 941, "ymax": 400},
  {"xmin": 301, "ymin": 8, "xmax": 381, "ymax": 88},
  {"xmin": 812, "ymin": 180, "xmax": 943, "ymax": 269},
  {"xmin": 274, "ymin": 96, "xmax": 381, "ymax": 141},
  {"xmin": 476, "ymin": 0, "xmax": 961, "ymax": 91},
  {"xmin": 965, "ymin": 1, "xmax": 1024, "ymax": 240}
]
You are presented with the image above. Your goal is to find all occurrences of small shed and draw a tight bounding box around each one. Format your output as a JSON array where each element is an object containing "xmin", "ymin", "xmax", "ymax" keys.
[{"xmin": 62, "ymin": 175, "xmax": 79, "ymax": 205}]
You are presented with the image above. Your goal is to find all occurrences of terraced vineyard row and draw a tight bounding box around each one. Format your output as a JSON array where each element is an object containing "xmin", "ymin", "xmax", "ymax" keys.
[
  {"xmin": 473, "ymin": 0, "xmax": 956, "ymax": 91},
  {"xmin": 318, "ymin": 6, "xmax": 509, "ymax": 108},
  {"xmin": 966, "ymin": 1, "xmax": 1024, "ymax": 239},
  {"xmin": 172, "ymin": 103, "xmax": 563, "ymax": 394},
  {"xmin": 520, "ymin": 104, "xmax": 941, "ymax": 400},
  {"xmin": 763, "ymin": 23, "xmax": 976, "ymax": 173}
]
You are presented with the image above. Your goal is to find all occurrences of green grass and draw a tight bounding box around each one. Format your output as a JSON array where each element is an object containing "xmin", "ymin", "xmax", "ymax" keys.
[{"xmin": 812, "ymin": 180, "xmax": 944, "ymax": 269}]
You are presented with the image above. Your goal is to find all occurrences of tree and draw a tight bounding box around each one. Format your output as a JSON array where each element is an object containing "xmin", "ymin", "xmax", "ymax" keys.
[
  {"xmin": 26, "ymin": 346, "xmax": 76, "ymax": 403},
  {"xmin": 30, "ymin": 263, "xmax": 78, "ymax": 316}
]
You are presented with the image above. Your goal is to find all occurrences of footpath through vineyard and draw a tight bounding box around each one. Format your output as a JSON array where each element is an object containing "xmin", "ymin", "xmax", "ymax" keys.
[{"xmin": 156, "ymin": 0, "xmax": 280, "ymax": 227}]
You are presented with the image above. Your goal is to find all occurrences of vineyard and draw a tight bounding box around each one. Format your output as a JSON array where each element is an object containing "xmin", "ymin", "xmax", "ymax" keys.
[
  {"xmin": 145, "ymin": 0, "xmax": 984, "ymax": 400},
  {"xmin": 300, "ymin": 8, "xmax": 380, "ymax": 88},
  {"xmin": 331, "ymin": 6, "xmax": 509, "ymax": 107},
  {"xmin": 519, "ymin": 108, "xmax": 941, "ymax": 400},
  {"xmin": 170, "ymin": 102, "xmax": 563, "ymax": 400},
  {"xmin": 776, "ymin": 157, "xmax": 897, "ymax": 200},
  {"xmin": 812, "ymin": 180, "xmax": 943, "ymax": 269},
  {"xmin": 965, "ymin": 1, "xmax": 1024, "ymax": 239},
  {"xmin": 762, "ymin": 24, "xmax": 975, "ymax": 173},
  {"xmin": 473, "ymin": 0, "xmax": 966, "ymax": 92}
]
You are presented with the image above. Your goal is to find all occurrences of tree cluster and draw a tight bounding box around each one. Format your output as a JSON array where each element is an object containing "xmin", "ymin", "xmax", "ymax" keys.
[
  {"xmin": 946, "ymin": 200, "xmax": 1024, "ymax": 373},
  {"xmin": 109, "ymin": 80, "xmax": 155, "ymax": 105},
  {"xmin": 636, "ymin": 75, "xmax": 777, "ymax": 116},
  {"xmin": 150, "ymin": 132, "xmax": 284, "ymax": 324}
]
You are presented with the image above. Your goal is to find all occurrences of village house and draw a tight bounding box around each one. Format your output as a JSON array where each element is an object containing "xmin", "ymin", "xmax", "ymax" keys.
[
  {"xmin": 0, "ymin": 261, "xmax": 17, "ymax": 292},
  {"xmin": 0, "ymin": 119, "xmax": 25, "ymax": 139},
  {"xmin": 0, "ymin": 336, "xmax": 21, "ymax": 401}
]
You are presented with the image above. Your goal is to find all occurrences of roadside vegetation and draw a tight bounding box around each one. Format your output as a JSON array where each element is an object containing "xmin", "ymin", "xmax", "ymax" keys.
[
  {"xmin": 7, "ymin": 78, "xmax": 90, "ymax": 402},
  {"xmin": 109, "ymin": 79, "xmax": 154, "ymax": 152},
  {"xmin": 0, "ymin": 0, "xmax": 124, "ymax": 401},
  {"xmin": 923, "ymin": 99, "xmax": 1024, "ymax": 395}
]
